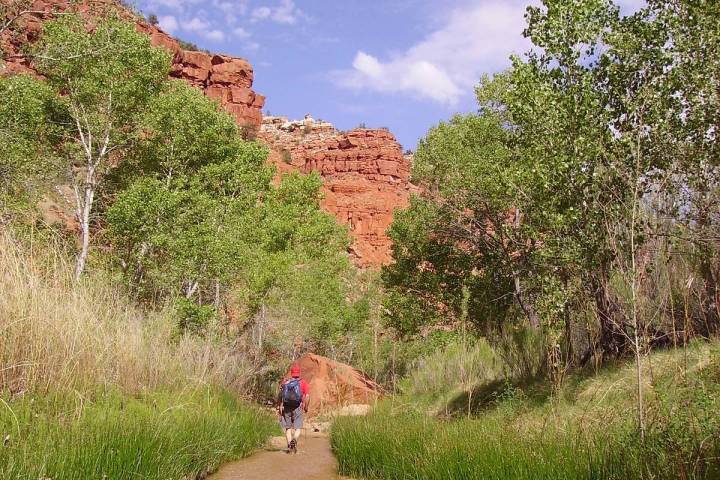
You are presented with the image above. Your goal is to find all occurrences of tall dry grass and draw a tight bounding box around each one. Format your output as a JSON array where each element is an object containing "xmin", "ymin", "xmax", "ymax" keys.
[
  {"xmin": 400, "ymin": 339, "xmax": 502, "ymax": 416},
  {"xmin": 0, "ymin": 231, "xmax": 252, "ymax": 396}
]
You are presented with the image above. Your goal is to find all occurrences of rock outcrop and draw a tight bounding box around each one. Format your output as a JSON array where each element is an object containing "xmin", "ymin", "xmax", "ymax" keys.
[
  {"xmin": 261, "ymin": 116, "xmax": 416, "ymax": 267},
  {"xmin": 0, "ymin": 0, "xmax": 264, "ymax": 128},
  {"xmin": 284, "ymin": 353, "xmax": 382, "ymax": 415},
  {"xmin": 164, "ymin": 45, "xmax": 264, "ymax": 128},
  {"xmin": 2, "ymin": 1, "xmax": 412, "ymax": 267}
]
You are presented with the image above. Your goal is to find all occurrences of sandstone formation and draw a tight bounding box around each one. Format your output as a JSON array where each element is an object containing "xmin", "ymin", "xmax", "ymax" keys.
[
  {"xmin": 261, "ymin": 116, "xmax": 416, "ymax": 267},
  {"xmin": 2, "ymin": 0, "xmax": 413, "ymax": 267},
  {"xmin": 0, "ymin": 0, "xmax": 264, "ymax": 128},
  {"xmin": 284, "ymin": 353, "xmax": 382, "ymax": 415}
]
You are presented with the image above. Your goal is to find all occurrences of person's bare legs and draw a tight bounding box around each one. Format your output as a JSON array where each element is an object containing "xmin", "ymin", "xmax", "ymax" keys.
[{"xmin": 285, "ymin": 428, "xmax": 293, "ymax": 448}]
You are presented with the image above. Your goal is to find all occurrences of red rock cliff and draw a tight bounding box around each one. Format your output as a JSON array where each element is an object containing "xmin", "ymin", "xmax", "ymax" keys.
[
  {"xmin": 261, "ymin": 116, "xmax": 415, "ymax": 267},
  {"xmin": 1, "ymin": 0, "xmax": 264, "ymax": 128},
  {"xmin": 2, "ymin": 0, "xmax": 412, "ymax": 267}
]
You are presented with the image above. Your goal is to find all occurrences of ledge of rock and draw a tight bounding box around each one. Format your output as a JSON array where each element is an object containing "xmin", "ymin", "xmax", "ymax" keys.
[
  {"xmin": 2, "ymin": 1, "xmax": 414, "ymax": 268},
  {"xmin": 0, "ymin": 0, "xmax": 263, "ymax": 129},
  {"xmin": 261, "ymin": 115, "xmax": 417, "ymax": 267}
]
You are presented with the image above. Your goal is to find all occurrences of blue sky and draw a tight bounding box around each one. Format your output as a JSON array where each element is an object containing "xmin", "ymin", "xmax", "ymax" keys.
[{"xmin": 132, "ymin": 0, "xmax": 643, "ymax": 150}]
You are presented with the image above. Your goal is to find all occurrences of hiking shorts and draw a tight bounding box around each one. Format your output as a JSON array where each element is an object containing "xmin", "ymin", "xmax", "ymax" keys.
[{"xmin": 280, "ymin": 405, "xmax": 304, "ymax": 430}]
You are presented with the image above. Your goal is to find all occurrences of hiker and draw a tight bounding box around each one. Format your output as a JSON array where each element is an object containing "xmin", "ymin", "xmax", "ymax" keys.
[{"xmin": 277, "ymin": 363, "xmax": 310, "ymax": 453}]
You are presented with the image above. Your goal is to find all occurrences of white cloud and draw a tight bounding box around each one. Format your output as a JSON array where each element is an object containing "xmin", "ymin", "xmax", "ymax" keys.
[
  {"xmin": 233, "ymin": 26, "xmax": 251, "ymax": 39},
  {"xmin": 344, "ymin": 52, "xmax": 462, "ymax": 104},
  {"xmin": 142, "ymin": 0, "xmax": 250, "ymax": 44},
  {"xmin": 147, "ymin": 0, "xmax": 186, "ymax": 10},
  {"xmin": 232, "ymin": 26, "xmax": 256, "ymax": 49},
  {"xmin": 251, "ymin": 6, "xmax": 271, "ymax": 21},
  {"xmin": 144, "ymin": 0, "xmax": 205, "ymax": 12},
  {"xmin": 212, "ymin": 0, "xmax": 245, "ymax": 14},
  {"xmin": 243, "ymin": 41, "xmax": 260, "ymax": 52},
  {"xmin": 206, "ymin": 29, "xmax": 225, "ymax": 41},
  {"xmin": 144, "ymin": 0, "xmax": 244, "ymax": 16},
  {"xmin": 158, "ymin": 14, "xmax": 179, "ymax": 33},
  {"xmin": 176, "ymin": 15, "xmax": 229, "ymax": 42},
  {"xmin": 182, "ymin": 16, "xmax": 210, "ymax": 31},
  {"xmin": 251, "ymin": 0, "xmax": 304, "ymax": 24},
  {"xmin": 334, "ymin": 0, "xmax": 534, "ymax": 105},
  {"xmin": 270, "ymin": 0, "xmax": 299, "ymax": 24},
  {"xmin": 353, "ymin": 52, "xmax": 383, "ymax": 79}
]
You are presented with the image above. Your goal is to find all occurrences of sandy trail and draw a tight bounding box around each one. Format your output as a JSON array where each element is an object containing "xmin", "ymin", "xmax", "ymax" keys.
[{"xmin": 209, "ymin": 435, "xmax": 341, "ymax": 480}]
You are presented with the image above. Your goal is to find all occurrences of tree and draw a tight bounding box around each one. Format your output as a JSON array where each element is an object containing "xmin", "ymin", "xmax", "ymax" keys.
[
  {"xmin": 383, "ymin": 110, "xmax": 523, "ymax": 337},
  {"xmin": 105, "ymin": 81, "xmax": 356, "ymax": 344},
  {"xmin": 384, "ymin": 2, "xmax": 625, "ymax": 347},
  {"xmin": 0, "ymin": 75, "xmax": 60, "ymax": 203},
  {"xmin": 513, "ymin": 0, "xmax": 630, "ymax": 360},
  {"xmin": 384, "ymin": 0, "xmax": 720, "ymax": 436},
  {"xmin": 642, "ymin": 0, "xmax": 720, "ymax": 333},
  {"xmin": 32, "ymin": 14, "xmax": 171, "ymax": 279},
  {"xmin": 106, "ymin": 81, "xmax": 272, "ymax": 303}
]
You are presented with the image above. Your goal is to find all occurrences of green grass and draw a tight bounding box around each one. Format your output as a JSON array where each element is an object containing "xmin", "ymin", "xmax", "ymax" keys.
[
  {"xmin": 0, "ymin": 231, "xmax": 276, "ymax": 478},
  {"xmin": 332, "ymin": 406, "xmax": 645, "ymax": 479},
  {"xmin": 0, "ymin": 387, "xmax": 276, "ymax": 480},
  {"xmin": 332, "ymin": 342, "xmax": 720, "ymax": 480}
]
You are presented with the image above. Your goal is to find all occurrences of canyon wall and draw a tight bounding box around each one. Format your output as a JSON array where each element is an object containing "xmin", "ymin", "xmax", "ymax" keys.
[
  {"xmin": 1, "ymin": 0, "xmax": 264, "ymax": 128},
  {"xmin": 1, "ymin": 0, "xmax": 413, "ymax": 267},
  {"xmin": 261, "ymin": 116, "xmax": 415, "ymax": 267}
]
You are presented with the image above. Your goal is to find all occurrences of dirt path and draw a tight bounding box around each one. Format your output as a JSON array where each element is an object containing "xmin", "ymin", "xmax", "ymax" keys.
[{"xmin": 210, "ymin": 435, "xmax": 341, "ymax": 480}]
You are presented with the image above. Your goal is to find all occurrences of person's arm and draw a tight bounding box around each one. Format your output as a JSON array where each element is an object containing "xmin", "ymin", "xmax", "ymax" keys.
[
  {"xmin": 276, "ymin": 383, "xmax": 284, "ymax": 415},
  {"xmin": 301, "ymin": 380, "xmax": 310, "ymax": 413},
  {"xmin": 303, "ymin": 393, "xmax": 310, "ymax": 413}
]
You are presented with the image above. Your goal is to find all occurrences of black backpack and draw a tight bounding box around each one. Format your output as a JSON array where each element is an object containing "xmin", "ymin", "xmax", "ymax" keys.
[{"xmin": 281, "ymin": 378, "xmax": 302, "ymax": 409}]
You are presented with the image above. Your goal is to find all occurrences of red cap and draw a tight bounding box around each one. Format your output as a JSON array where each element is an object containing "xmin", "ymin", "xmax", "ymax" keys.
[{"xmin": 290, "ymin": 364, "xmax": 301, "ymax": 377}]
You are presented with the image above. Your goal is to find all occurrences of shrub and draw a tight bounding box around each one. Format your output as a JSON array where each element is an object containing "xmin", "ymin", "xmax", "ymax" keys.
[
  {"xmin": 175, "ymin": 297, "xmax": 217, "ymax": 334},
  {"xmin": 496, "ymin": 325, "xmax": 548, "ymax": 380},
  {"xmin": 177, "ymin": 38, "xmax": 203, "ymax": 52}
]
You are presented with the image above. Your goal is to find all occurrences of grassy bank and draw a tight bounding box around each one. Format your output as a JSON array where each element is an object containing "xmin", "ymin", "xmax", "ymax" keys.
[
  {"xmin": 332, "ymin": 342, "xmax": 720, "ymax": 480},
  {"xmin": 0, "ymin": 231, "xmax": 274, "ymax": 477},
  {"xmin": 0, "ymin": 231, "xmax": 254, "ymax": 395},
  {"xmin": 1, "ymin": 388, "xmax": 274, "ymax": 479}
]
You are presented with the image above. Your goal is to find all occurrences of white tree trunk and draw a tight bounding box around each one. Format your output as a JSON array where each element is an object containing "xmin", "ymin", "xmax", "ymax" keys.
[
  {"xmin": 185, "ymin": 280, "xmax": 199, "ymax": 299},
  {"xmin": 70, "ymin": 93, "xmax": 112, "ymax": 281},
  {"xmin": 74, "ymin": 157, "xmax": 96, "ymax": 281}
]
